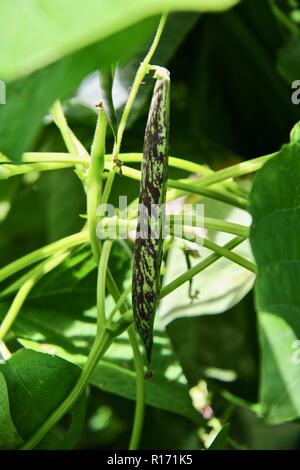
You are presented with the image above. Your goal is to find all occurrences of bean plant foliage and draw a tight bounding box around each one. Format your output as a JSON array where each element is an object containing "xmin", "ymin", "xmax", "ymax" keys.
[{"xmin": 1, "ymin": 0, "xmax": 300, "ymax": 451}]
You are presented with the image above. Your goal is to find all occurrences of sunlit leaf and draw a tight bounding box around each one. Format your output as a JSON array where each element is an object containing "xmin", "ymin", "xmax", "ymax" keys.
[{"xmin": 250, "ymin": 143, "xmax": 300, "ymax": 423}]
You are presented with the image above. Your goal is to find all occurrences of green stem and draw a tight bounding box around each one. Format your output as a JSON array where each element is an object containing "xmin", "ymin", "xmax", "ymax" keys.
[
  {"xmin": 0, "ymin": 252, "xmax": 70, "ymax": 298},
  {"xmin": 102, "ymin": 13, "xmax": 167, "ymax": 209},
  {"xmin": 110, "ymin": 151, "xmax": 275, "ymax": 193},
  {"xmin": 204, "ymin": 217, "xmax": 249, "ymax": 237},
  {"xmin": 108, "ymin": 153, "xmax": 214, "ymax": 175},
  {"xmin": 128, "ymin": 326, "xmax": 145, "ymax": 450},
  {"xmin": 169, "ymin": 215, "xmax": 249, "ymax": 238},
  {"xmin": 168, "ymin": 228, "xmax": 256, "ymax": 273},
  {"xmin": 104, "ymin": 162, "xmax": 248, "ymax": 210},
  {"xmin": 50, "ymin": 101, "xmax": 89, "ymax": 158},
  {"xmin": 108, "ymin": 284, "xmax": 132, "ymax": 321},
  {"xmin": 168, "ymin": 179, "xmax": 248, "ymax": 210},
  {"xmin": 106, "ymin": 271, "xmax": 145, "ymax": 450},
  {"xmin": 22, "ymin": 151, "xmax": 274, "ymax": 186},
  {"xmin": 98, "ymin": 215, "xmax": 249, "ymax": 239},
  {"xmin": 4, "ymin": 151, "xmax": 274, "ymax": 199},
  {"xmin": 269, "ymin": 1, "xmax": 299, "ymax": 35},
  {"xmin": 14, "ymin": 243, "xmax": 252, "ymax": 450},
  {"xmin": 0, "ymin": 230, "xmax": 88, "ymax": 283},
  {"xmin": 203, "ymin": 238, "xmax": 256, "ymax": 273},
  {"xmin": 20, "ymin": 287, "xmax": 134, "ymax": 449},
  {"xmin": 180, "ymin": 153, "xmax": 276, "ymax": 189},
  {"xmin": 0, "ymin": 279, "xmax": 35, "ymax": 341},
  {"xmin": 0, "ymin": 341, "xmax": 11, "ymax": 360},
  {"xmin": 101, "ymin": 172, "xmax": 115, "ymax": 204},
  {"xmin": 87, "ymin": 108, "xmax": 107, "ymax": 263},
  {"xmin": 0, "ymin": 253, "xmax": 69, "ymax": 340},
  {"xmin": 160, "ymin": 236, "xmax": 246, "ymax": 298},
  {"xmin": 96, "ymin": 240, "xmax": 112, "ymax": 332},
  {"xmin": 23, "ymin": 153, "xmax": 88, "ymax": 165},
  {"xmin": 107, "ymin": 153, "xmax": 247, "ymax": 197},
  {"xmin": 112, "ymin": 13, "xmax": 168, "ymax": 164},
  {"xmin": 0, "ymin": 162, "xmax": 76, "ymax": 179}
]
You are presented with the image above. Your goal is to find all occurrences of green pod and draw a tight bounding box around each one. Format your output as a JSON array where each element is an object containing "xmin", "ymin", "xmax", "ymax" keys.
[{"xmin": 132, "ymin": 67, "xmax": 170, "ymax": 366}]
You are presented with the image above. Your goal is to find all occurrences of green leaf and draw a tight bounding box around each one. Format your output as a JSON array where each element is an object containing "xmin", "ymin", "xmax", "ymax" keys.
[
  {"xmin": 0, "ymin": 371, "xmax": 23, "ymax": 449},
  {"xmin": 0, "ymin": 248, "xmax": 201, "ymax": 424},
  {"xmin": 0, "ymin": 0, "xmax": 239, "ymax": 81},
  {"xmin": 0, "ymin": 18, "xmax": 157, "ymax": 162},
  {"xmin": 59, "ymin": 394, "xmax": 86, "ymax": 450},
  {"xmin": 207, "ymin": 424, "xmax": 230, "ymax": 450},
  {"xmin": 35, "ymin": 394, "xmax": 86, "ymax": 450},
  {"xmin": 0, "ymin": 173, "xmax": 48, "ymax": 268},
  {"xmin": 43, "ymin": 169, "xmax": 86, "ymax": 242},
  {"xmin": 17, "ymin": 329, "xmax": 202, "ymax": 426},
  {"xmin": 250, "ymin": 143, "xmax": 300, "ymax": 423},
  {"xmin": 0, "ymin": 349, "xmax": 83, "ymax": 448},
  {"xmin": 186, "ymin": 1, "xmax": 297, "ymax": 156}
]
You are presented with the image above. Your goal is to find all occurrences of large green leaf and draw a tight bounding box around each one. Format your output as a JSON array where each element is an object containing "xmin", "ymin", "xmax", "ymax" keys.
[
  {"xmin": 0, "ymin": 0, "xmax": 239, "ymax": 81},
  {"xmin": 17, "ymin": 327, "xmax": 202, "ymax": 425},
  {"xmin": 0, "ymin": 349, "xmax": 84, "ymax": 449},
  {"xmin": 0, "ymin": 371, "xmax": 23, "ymax": 449},
  {"xmin": 0, "ymin": 18, "xmax": 157, "ymax": 162},
  {"xmin": 250, "ymin": 143, "xmax": 300, "ymax": 423}
]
